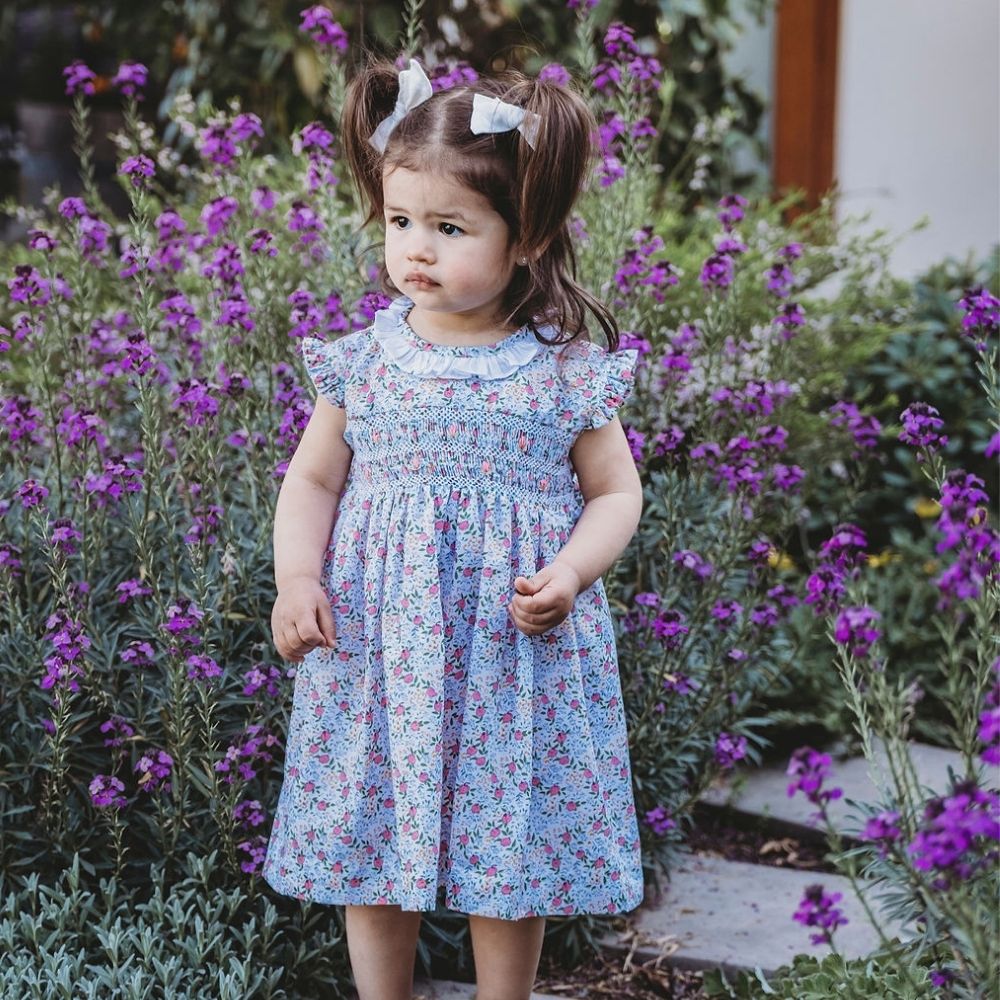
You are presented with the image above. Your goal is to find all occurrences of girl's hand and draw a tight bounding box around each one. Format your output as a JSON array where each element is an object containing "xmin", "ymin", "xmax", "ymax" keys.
[
  {"xmin": 271, "ymin": 578, "xmax": 337, "ymax": 663},
  {"xmin": 507, "ymin": 563, "xmax": 582, "ymax": 636}
]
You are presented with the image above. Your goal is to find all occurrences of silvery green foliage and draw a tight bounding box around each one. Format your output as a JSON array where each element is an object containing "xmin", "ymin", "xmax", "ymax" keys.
[{"xmin": 0, "ymin": 853, "xmax": 349, "ymax": 999}]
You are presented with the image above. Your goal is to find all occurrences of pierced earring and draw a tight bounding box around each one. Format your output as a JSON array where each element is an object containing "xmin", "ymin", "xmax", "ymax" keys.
[{"xmin": 518, "ymin": 256, "xmax": 528, "ymax": 266}]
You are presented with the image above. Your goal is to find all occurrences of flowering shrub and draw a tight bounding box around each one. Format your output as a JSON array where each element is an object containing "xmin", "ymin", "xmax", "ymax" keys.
[
  {"xmin": 715, "ymin": 293, "xmax": 999, "ymax": 996},
  {"xmin": 0, "ymin": 0, "xmax": 953, "ymax": 987}
]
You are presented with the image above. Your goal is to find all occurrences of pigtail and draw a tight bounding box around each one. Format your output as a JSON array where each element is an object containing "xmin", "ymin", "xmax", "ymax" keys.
[
  {"xmin": 341, "ymin": 59, "xmax": 401, "ymax": 225},
  {"xmin": 495, "ymin": 76, "xmax": 620, "ymax": 350}
]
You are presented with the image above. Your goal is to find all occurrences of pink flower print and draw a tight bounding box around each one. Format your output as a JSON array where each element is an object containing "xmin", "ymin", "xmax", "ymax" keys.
[{"xmin": 487, "ymin": 390, "xmax": 499, "ymax": 404}]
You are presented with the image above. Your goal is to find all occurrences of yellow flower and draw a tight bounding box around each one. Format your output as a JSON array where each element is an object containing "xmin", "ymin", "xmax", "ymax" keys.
[
  {"xmin": 767, "ymin": 548, "xmax": 796, "ymax": 571},
  {"xmin": 866, "ymin": 550, "xmax": 898, "ymax": 568},
  {"xmin": 914, "ymin": 497, "xmax": 941, "ymax": 518}
]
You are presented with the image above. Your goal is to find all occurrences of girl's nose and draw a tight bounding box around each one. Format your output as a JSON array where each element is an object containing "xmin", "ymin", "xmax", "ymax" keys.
[{"xmin": 407, "ymin": 238, "xmax": 434, "ymax": 263}]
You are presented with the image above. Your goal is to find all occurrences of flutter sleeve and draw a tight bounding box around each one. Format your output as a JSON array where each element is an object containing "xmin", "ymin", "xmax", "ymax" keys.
[
  {"xmin": 585, "ymin": 347, "xmax": 639, "ymax": 430},
  {"xmin": 300, "ymin": 336, "xmax": 351, "ymax": 408}
]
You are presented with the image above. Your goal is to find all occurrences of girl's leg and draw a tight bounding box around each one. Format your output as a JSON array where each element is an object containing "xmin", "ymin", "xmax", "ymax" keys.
[
  {"xmin": 467, "ymin": 913, "xmax": 546, "ymax": 1000},
  {"xmin": 344, "ymin": 903, "xmax": 424, "ymax": 1000}
]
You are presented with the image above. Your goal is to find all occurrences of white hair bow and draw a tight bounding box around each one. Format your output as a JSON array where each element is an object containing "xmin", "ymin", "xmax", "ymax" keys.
[
  {"xmin": 469, "ymin": 93, "xmax": 542, "ymax": 149},
  {"xmin": 368, "ymin": 59, "xmax": 434, "ymax": 153}
]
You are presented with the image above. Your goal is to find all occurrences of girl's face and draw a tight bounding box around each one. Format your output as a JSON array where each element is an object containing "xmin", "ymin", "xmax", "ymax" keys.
[{"xmin": 382, "ymin": 166, "xmax": 520, "ymax": 333}]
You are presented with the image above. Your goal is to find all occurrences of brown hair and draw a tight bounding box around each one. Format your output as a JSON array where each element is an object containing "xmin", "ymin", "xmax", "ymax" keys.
[{"xmin": 342, "ymin": 59, "xmax": 620, "ymax": 351}]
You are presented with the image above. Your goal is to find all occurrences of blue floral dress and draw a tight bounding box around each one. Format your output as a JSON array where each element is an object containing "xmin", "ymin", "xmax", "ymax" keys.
[{"xmin": 262, "ymin": 296, "xmax": 644, "ymax": 919}]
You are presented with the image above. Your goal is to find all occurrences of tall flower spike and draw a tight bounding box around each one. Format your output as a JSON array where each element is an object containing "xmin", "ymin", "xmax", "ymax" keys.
[
  {"xmin": 470, "ymin": 94, "xmax": 542, "ymax": 149},
  {"xmin": 368, "ymin": 59, "xmax": 434, "ymax": 153}
]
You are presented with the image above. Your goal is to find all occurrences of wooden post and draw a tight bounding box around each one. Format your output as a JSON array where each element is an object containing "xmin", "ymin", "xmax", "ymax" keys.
[{"xmin": 773, "ymin": 0, "xmax": 841, "ymax": 213}]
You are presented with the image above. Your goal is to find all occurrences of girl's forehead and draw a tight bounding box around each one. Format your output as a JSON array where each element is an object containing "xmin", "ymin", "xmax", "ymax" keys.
[{"xmin": 382, "ymin": 166, "xmax": 492, "ymax": 214}]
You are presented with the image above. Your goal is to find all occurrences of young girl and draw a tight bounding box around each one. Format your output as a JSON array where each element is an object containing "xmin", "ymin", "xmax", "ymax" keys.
[{"xmin": 262, "ymin": 57, "xmax": 644, "ymax": 1000}]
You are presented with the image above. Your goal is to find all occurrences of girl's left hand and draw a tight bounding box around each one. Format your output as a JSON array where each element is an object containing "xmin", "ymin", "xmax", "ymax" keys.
[{"xmin": 508, "ymin": 562, "xmax": 582, "ymax": 636}]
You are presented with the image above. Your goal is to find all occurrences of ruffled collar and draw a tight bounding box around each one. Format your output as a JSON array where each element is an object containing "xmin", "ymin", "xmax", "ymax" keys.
[{"xmin": 371, "ymin": 296, "xmax": 543, "ymax": 380}]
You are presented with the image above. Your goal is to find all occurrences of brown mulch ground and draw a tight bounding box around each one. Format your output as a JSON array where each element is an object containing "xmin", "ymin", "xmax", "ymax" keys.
[{"xmin": 530, "ymin": 807, "xmax": 836, "ymax": 999}]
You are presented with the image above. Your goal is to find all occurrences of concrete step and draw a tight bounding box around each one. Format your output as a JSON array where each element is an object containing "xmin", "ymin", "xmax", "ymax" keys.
[
  {"xmin": 597, "ymin": 852, "xmax": 909, "ymax": 979},
  {"xmin": 700, "ymin": 738, "xmax": 971, "ymax": 837},
  {"xmin": 412, "ymin": 979, "xmax": 580, "ymax": 1000}
]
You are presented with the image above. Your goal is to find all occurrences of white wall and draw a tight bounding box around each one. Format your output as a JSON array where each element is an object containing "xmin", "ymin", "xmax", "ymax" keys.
[{"xmin": 835, "ymin": 0, "xmax": 1000, "ymax": 277}]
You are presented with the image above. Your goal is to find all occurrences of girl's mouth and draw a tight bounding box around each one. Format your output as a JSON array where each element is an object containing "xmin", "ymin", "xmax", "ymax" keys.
[{"xmin": 405, "ymin": 272, "xmax": 438, "ymax": 288}]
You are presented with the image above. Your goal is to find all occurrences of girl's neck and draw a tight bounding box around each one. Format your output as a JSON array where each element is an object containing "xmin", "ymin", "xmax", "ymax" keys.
[{"xmin": 405, "ymin": 303, "xmax": 521, "ymax": 348}]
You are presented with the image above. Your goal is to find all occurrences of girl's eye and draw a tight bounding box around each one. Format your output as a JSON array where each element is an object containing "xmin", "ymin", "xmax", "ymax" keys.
[
  {"xmin": 390, "ymin": 216, "xmax": 411, "ymax": 229},
  {"xmin": 439, "ymin": 222, "xmax": 463, "ymax": 237}
]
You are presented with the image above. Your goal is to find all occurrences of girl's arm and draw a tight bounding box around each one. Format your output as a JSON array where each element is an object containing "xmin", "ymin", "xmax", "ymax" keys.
[
  {"xmin": 271, "ymin": 397, "xmax": 354, "ymax": 661},
  {"xmin": 508, "ymin": 416, "xmax": 642, "ymax": 635}
]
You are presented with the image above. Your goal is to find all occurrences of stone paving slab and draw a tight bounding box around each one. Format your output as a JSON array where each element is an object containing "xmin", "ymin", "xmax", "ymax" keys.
[
  {"xmin": 700, "ymin": 739, "xmax": 970, "ymax": 836},
  {"xmin": 597, "ymin": 852, "xmax": 909, "ymax": 978},
  {"xmin": 412, "ymin": 979, "xmax": 578, "ymax": 1000}
]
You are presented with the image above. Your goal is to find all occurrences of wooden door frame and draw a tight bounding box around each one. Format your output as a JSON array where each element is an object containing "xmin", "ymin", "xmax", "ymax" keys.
[{"xmin": 773, "ymin": 0, "xmax": 841, "ymax": 209}]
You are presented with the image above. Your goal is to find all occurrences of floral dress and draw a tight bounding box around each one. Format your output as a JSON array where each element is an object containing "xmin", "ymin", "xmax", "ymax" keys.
[{"xmin": 262, "ymin": 296, "xmax": 644, "ymax": 919}]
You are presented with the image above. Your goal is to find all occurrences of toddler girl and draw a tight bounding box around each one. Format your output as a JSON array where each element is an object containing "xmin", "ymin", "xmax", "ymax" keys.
[{"xmin": 262, "ymin": 57, "xmax": 644, "ymax": 1000}]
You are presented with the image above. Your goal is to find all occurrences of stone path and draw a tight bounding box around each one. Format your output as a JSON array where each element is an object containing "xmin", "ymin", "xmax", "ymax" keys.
[
  {"xmin": 597, "ymin": 852, "xmax": 908, "ymax": 979},
  {"xmin": 410, "ymin": 741, "xmax": 969, "ymax": 993},
  {"xmin": 700, "ymin": 738, "xmax": 970, "ymax": 836},
  {"xmin": 413, "ymin": 979, "xmax": 577, "ymax": 1000}
]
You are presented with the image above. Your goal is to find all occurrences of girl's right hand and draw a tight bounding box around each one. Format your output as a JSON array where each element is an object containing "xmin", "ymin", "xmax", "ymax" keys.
[{"xmin": 270, "ymin": 578, "xmax": 337, "ymax": 663}]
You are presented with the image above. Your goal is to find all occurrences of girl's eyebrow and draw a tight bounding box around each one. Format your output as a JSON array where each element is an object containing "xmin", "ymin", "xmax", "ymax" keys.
[{"xmin": 384, "ymin": 205, "xmax": 469, "ymax": 223}]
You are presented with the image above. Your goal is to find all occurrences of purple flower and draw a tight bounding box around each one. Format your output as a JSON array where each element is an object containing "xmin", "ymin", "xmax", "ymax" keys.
[
  {"xmin": 249, "ymin": 228, "xmax": 277, "ymax": 257},
  {"xmin": 135, "ymin": 750, "xmax": 173, "ymax": 793},
  {"xmin": 100, "ymin": 715, "xmax": 135, "ymax": 749},
  {"xmin": 172, "ymin": 379, "xmax": 219, "ymax": 425},
  {"xmin": 765, "ymin": 262, "xmax": 795, "ymax": 298},
  {"xmin": 567, "ymin": 0, "xmax": 600, "ymax": 9},
  {"xmin": 644, "ymin": 805, "xmax": 675, "ymax": 835},
  {"xmin": 230, "ymin": 113, "xmax": 264, "ymax": 145},
  {"xmin": 163, "ymin": 598, "xmax": 204, "ymax": 639},
  {"xmin": 234, "ymin": 799, "xmax": 267, "ymax": 828},
  {"xmin": 957, "ymin": 286, "xmax": 999, "ymax": 351},
  {"xmin": 293, "ymin": 122, "xmax": 334, "ymax": 154},
  {"xmin": 41, "ymin": 610, "xmax": 91, "ymax": 695},
  {"xmin": 860, "ymin": 810, "xmax": 902, "ymax": 858},
  {"xmin": 539, "ymin": 63, "xmax": 571, "ymax": 86},
  {"xmin": 252, "ymin": 186, "xmax": 276, "ymax": 215},
  {"xmin": 299, "ymin": 5, "xmax": 349, "ymax": 51},
  {"xmin": 899, "ymin": 402, "xmax": 949, "ymax": 460},
  {"xmin": 603, "ymin": 22, "xmax": 638, "ymax": 58},
  {"xmin": 9, "ymin": 265, "xmax": 51, "ymax": 307},
  {"xmin": 429, "ymin": 62, "xmax": 479, "ymax": 93},
  {"xmin": 353, "ymin": 291, "xmax": 392, "ymax": 329},
  {"xmin": 16, "ymin": 479, "xmax": 49, "ymax": 509},
  {"xmin": 243, "ymin": 663, "xmax": 284, "ymax": 699},
  {"xmin": 833, "ymin": 605, "xmax": 882, "ymax": 660},
  {"xmin": 63, "ymin": 61, "xmax": 96, "ymax": 96},
  {"xmin": 653, "ymin": 426, "xmax": 685, "ymax": 456},
  {"xmin": 651, "ymin": 609, "xmax": 688, "ymax": 649},
  {"xmin": 828, "ymin": 400, "xmax": 882, "ymax": 458},
  {"xmin": 673, "ymin": 549, "xmax": 713, "ymax": 579},
  {"xmin": 119, "ymin": 154, "xmax": 155, "ymax": 188},
  {"xmin": 714, "ymin": 732, "xmax": 748, "ymax": 769},
  {"xmin": 717, "ymin": 194, "xmax": 748, "ymax": 231},
  {"xmin": 237, "ymin": 835, "xmax": 268, "ymax": 874},
  {"xmin": 50, "ymin": 518, "xmax": 83, "ymax": 555},
  {"xmin": 773, "ymin": 302, "xmax": 805, "ymax": 338},
  {"xmin": 84, "ymin": 456, "xmax": 144, "ymax": 508},
  {"xmin": 818, "ymin": 523, "xmax": 869, "ymax": 571},
  {"xmin": 28, "ymin": 229, "xmax": 58, "ymax": 253},
  {"xmin": 201, "ymin": 196, "xmax": 240, "ymax": 237},
  {"xmin": 186, "ymin": 653, "xmax": 222, "ymax": 683},
  {"xmin": 979, "ymin": 707, "xmax": 1000, "ymax": 765},
  {"xmin": 113, "ymin": 61, "xmax": 148, "ymax": 99},
  {"xmin": 786, "ymin": 746, "xmax": 843, "ymax": 807},
  {"xmin": 624, "ymin": 426, "xmax": 645, "ymax": 463},
  {"xmin": 700, "ymin": 252, "xmax": 735, "ymax": 290},
  {"xmin": 907, "ymin": 780, "xmax": 1000, "ymax": 887},
  {"xmin": 771, "ymin": 463, "xmax": 805, "ymax": 492},
  {"xmin": 634, "ymin": 592, "xmax": 660, "ymax": 608},
  {"xmin": 89, "ymin": 774, "xmax": 128, "ymax": 809},
  {"xmin": 214, "ymin": 724, "xmax": 280, "ymax": 784},
  {"xmin": 711, "ymin": 599, "xmax": 742, "ymax": 628},
  {"xmin": 793, "ymin": 884, "xmax": 848, "ymax": 945},
  {"xmin": 121, "ymin": 641, "xmax": 156, "ymax": 670}
]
